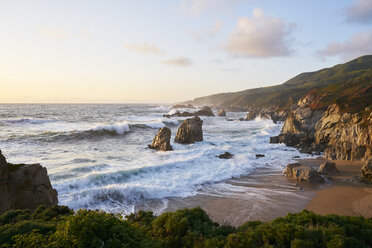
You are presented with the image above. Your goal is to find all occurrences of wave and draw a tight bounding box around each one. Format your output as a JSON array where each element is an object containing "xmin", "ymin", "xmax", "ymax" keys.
[{"xmin": 2, "ymin": 118, "xmax": 56, "ymax": 125}]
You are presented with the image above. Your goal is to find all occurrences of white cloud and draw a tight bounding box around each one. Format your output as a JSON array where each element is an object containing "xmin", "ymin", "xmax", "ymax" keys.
[
  {"xmin": 317, "ymin": 30, "xmax": 372, "ymax": 60},
  {"xmin": 162, "ymin": 57, "xmax": 193, "ymax": 67},
  {"xmin": 225, "ymin": 8, "xmax": 295, "ymax": 58},
  {"xmin": 345, "ymin": 0, "xmax": 372, "ymax": 24},
  {"xmin": 123, "ymin": 42, "xmax": 165, "ymax": 55}
]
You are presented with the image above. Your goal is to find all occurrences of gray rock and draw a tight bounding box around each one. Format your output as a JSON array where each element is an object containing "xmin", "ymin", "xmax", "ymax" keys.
[
  {"xmin": 149, "ymin": 127, "xmax": 172, "ymax": 151},
  {"xmin": 284, "ymin": 163, "xmax": 324, "ymax": 183},
  {"xmin": 318, "ymin": 161, "xmax": 338, "ymax": 174},
  {"xmin": 174, "ymin": 116, "xmax": 203, "ymax": 144}
]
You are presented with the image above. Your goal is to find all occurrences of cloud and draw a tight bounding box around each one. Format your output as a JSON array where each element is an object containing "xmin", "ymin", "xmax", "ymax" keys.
[
  {"xmin": 162, "ymin": 57, "xmax": 193, "ymax": 67},
  {"xmin": 123, "ymin": 42, "xmax": 165, "ymax": 55},
  {"xmin": 192, "ymin": 20, "xmax": 224, "ymax": 41},
  {"xmin": 345, "ymin": 0, "xmax": 372, "ymax": 24},
  {"xmin": 224, "ymin": 8, "xmax": 295, "ymax": 58},
  {"xmin": 38, "ymin": 26, "xmax": 91, "ymax": 40},
  {"xmin": 211, "ymin": 58, "xmax": 224, "ymax": 64},
  {"xmin": 317, "ymin": 30, "xmax": 372, "ymax": 60}
]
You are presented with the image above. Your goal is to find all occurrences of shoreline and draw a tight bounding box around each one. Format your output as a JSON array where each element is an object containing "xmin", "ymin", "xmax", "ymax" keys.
[{"xmin": 161, "ymin": 158, "xmax": 371, "ymax": 227}]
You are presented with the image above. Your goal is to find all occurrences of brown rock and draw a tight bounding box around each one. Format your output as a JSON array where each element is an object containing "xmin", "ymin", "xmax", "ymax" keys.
[
  {"xmin": 148, "ymin": 127, "xmax": 172, "ymax": 151},
  {"xmin": 0, "ymin": 150, "xmax": 58, "ymax": 214},
  {"xmin": 318, "ymin": 161, "xmax": 338, "ymax": 174},
  {"xmin": 217, "ymin": 152, "xmax": 234, "ymax": 159},
  {"xmin": 284, "ymin": 163, "xmax": 324, "ymax": 183},
  {"xmin": 174, "ymin": 116, "xmax": 203, "ymax": 144},
  {"xmin": 361, "ymin": 160, "xmax": 372, "ymax": 183},
  {"xmin": 195, "ymin": 106, "xmax": 214, "ymax": 117},
  {"xmin": 217, "ymin": 109, "xmax": 226, "ymax": 116}
]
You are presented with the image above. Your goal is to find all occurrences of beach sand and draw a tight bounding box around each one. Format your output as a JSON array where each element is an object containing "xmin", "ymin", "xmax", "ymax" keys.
[{"xmin": 163, "ymin": 158, "xmax": 372, "ymax": 227}]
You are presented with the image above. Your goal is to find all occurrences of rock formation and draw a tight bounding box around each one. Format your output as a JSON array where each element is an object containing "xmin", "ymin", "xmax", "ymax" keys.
[
  {"xmin": 164, "ymin": 106, "xmax": 214, "ymax": 118},
  {"xmin": 217, "ymin": 109, "xmax": 226, "ymax": 116},
  {"xmin": 270, "ymin": 92, "xmax": 372, "ymax": 161},
  {"xmin": 283, "ymin": 163, "xmax": 324, "ymax": 183},
  {"xmin": 244, "ymin": 107, "xmax": 287, "ymax": 123},
  {"xmin": 318, "ymin": 161, "xmax": 338, "ymax": 175},
  {"xmin": 148, "ymin": 127, "xmax": 172, "ymax": 151},
  {"xmin": 361, "ymin": 160, "xmax": 372, "ymax": 183},
  {"xmin": 217, "ymin": 152, "xmax": 234, "ymax": 159},
  {"xmin": 0, "ymin": 150, "xmax": 58, "ymax": 214},
  {"xmin": 174, "ymin": 116, "xmax": 203, "ymax": 144}
]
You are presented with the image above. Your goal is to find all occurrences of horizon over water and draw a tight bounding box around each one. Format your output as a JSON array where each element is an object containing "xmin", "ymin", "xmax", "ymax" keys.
[{"xmin": 0, "ymin": 104, "xmax": 313, "ymax": 214}]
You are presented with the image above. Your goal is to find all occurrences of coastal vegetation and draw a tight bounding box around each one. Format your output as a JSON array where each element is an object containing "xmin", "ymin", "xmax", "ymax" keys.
[
  {"xmin": 1, "ymin": 205, "xmax": 371, "ymax": 248},
  {"xmin": 185, "ymin": 55, "xmax": 372, "ymax": 112}
]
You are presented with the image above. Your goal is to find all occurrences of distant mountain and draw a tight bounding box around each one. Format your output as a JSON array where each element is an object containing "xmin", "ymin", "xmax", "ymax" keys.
[{"xmin": 184, "ymin": 55, "xmax": 372, "ymax": 112}]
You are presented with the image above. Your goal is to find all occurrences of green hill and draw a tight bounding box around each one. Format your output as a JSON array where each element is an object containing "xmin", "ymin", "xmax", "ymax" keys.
[{"xmin": 185, "ymin": 55, "xmax": 372, "ymax": 112}]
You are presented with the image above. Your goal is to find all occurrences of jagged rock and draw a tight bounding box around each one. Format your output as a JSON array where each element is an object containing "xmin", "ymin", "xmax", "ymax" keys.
[
  {"xmin": 244, "ymin": 109, "xmax": 259, "ymax": 121},
  {"xmin": 283, "ymin": 163, "xmax": 324, "ymax": 183},
  {"xmin": 148, "ymin": 127, "xmax": 172, "ymax": 151},
  {"xmin": 195, "ymin": 106, "xmax": 214, "ymax": 117},
  {"xmin": 318, "ymin": 161, "xmax": 338, "ymax": 174},
  {"xmin": 217, "ymin": 109, "xmax": 226, "ymax": 116},
  {"xmin": 174, "ymin": 116, "xmax": 203, "ymax": 144},
  {"xmin": 255, "ymin": 154, "xmax": 265, "ymax": 158},
  {"xmin": 361, "ymin": 160, "xmax": 372, "ymax": 183},
  {"xmin": 217, "ymin": 152, "xmax": 234, "ymax": 159},
  {"xmin": 0, "ymin": 150, "xmax": 58, "ymax": 214}
]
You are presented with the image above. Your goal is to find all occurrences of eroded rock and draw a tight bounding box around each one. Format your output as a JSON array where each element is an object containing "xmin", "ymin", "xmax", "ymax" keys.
[
  {"xmin": 174, "ymin": 116, "xmax": 203, "ymax": 144},
  {"xmin": 284, "ymin": 163, "xmax": 324, "ymax": 183},
  {"xmin": 318, "ymin": 161, "xmax": 338, "ymax": 174},
  {"xmin": 0, "ymin": 150, "xmax": 58, "ymax": 214},
  {"xmin": 148, "ymin": 127, "xmax": 172, "ymax": 151},
  {"xmin": 361, "ymin": 160, "xmax": 372, "ymax": 183}
]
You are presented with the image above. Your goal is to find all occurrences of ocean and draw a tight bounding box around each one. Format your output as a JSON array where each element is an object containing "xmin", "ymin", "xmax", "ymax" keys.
[{"xmin": 0, "ymin": 104, "xmax": 311, "ymax": 214}]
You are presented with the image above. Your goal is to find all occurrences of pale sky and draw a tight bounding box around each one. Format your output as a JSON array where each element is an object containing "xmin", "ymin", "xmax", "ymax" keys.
[{"xmin": 1, "ymin": 0, "xmax": 372, "ymax": 103}]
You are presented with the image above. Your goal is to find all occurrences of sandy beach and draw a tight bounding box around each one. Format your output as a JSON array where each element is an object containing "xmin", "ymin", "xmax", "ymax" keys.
[{"xmin": 163, "ymin": 158, "xmax": 372, "ymax": 227}]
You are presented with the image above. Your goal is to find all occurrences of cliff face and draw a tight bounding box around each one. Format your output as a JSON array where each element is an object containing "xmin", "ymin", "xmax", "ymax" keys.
[
  {"xmin": 315, "ymin": 104, "xmax": 372, "ymax": 161},
  {"xmin": 271, "ymin": 95, "xmax": 372, "ymax": 161},
  {"xmin": 0, "ymin": 150, "xmax": 58, "ymax": 214}
]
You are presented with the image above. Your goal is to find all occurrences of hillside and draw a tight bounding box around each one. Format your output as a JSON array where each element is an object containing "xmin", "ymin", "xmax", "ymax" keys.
[{"xmin": 185, "ymin": 55, "xmax": 372, "ymax": 112}]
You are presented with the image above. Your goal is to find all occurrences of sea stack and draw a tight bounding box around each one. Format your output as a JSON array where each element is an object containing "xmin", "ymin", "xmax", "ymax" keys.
[
  {"xmin": 148, "ymin": 127, "xmax": 172, "ymax": 151},
  {"xmin": 0, "ymin": 150, "xmax": 58, "ymax": 214},
  {"xmin": 174, "ymin": 116, "xmax": 203, "ymax": 144}
]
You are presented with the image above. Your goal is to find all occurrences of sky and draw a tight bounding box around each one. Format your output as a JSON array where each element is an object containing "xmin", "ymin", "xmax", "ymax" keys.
[{"xmin": 1, "ymin": 0, "xmax": 372, "ymax": 103}]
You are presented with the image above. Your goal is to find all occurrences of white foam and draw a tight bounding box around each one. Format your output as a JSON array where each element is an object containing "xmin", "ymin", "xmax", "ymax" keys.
[{"xmin": 91, "ymin": 122, "xmax": 130, "ymax": 134}]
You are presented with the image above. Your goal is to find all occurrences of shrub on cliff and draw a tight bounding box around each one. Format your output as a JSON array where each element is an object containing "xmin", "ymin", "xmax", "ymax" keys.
[{"xmin": 1, "ymin": 206, "xmax": 372, "ymax": 248}]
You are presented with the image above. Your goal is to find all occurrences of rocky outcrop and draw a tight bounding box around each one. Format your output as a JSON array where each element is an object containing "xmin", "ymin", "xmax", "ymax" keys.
[
  {"xmin": 217, "ymin": 152, "xmax": 234, "ymax": 159},
  {"xmin": 361, "ymin": 160, "xmax": 372, "ymax": 183},
  {"xmin": 283, "ymin": 163, "xmax": 324, "ymax": 183},
  {"xmin": 318, "ymin": 161, "xmax": 338, "ymax": 175},
  {"xmin": 148, "ymin": 127, "xmax": 172, "ymax": 151},
  {"xmin": 244, "ymin": 107, "xmax": 287, "ymax": 123},
  {"xmin": 174, "ymin": 116, "xmax": 203, "ymax": 144},
  {"xmin": 217, "ymin": 109, "xmax": 226, "ymax": 116},
  {"xmin": 0, "ymin": 150, "xmax": 58, "ymax": 214},
  {"xmin": 314, "ymin": 104, "xmax": 372, "ymax": 161},
  {"xmin": 164, "ymin": 106, "xmax": 214, "ymax": 118}
]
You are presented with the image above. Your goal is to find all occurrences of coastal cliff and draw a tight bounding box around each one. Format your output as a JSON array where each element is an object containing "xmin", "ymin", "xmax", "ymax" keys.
[
  {"xmin": 0, "ymin": 150, "xmax": 58, "ymax": 214},
  {"xmin": 271, "ymin": 94, "xmax": 372, "ymax": 161}
]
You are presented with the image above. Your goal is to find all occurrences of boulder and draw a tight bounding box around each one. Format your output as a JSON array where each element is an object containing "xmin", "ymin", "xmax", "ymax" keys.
[
  {"xmin": 217, "ymin": 152, "xmax": 234, "ymax": 159},
  {"xmin": 361, "ymin": 160, "xmax": 372, "ymax": 183},
  {"xmin": 148, "ymin": 127, "xmax": 172, "ymax": 151},
  {"xmin": 174, "ymin": 116, "xmax": 203, "ymax": 144},
  {"xmin": 217, "ymin": 109, "xmax": 226, "ymax": 116},
  {"xmin": 195, "ymin": 106, "xmax": 214, "ymax": 117},
  {"xmin": 318, "ymin": 161, "xmax": 338, "ymax": 174},
  {"xmin": 0, "ymin": 150, "xmax": 58, "ymax": 214},
  {"xmin": 255, "ymin": 154, "xmax": 265, "ymax": 158},
  {"xmin": 283, "ymin": 163, "xmax": 324, "ymax": 183}
]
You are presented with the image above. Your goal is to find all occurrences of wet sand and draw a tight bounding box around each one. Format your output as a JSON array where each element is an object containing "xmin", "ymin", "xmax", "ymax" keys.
[{"xmin": 163, "ymin": 158, "xmax": 372, "ymax": 227}]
